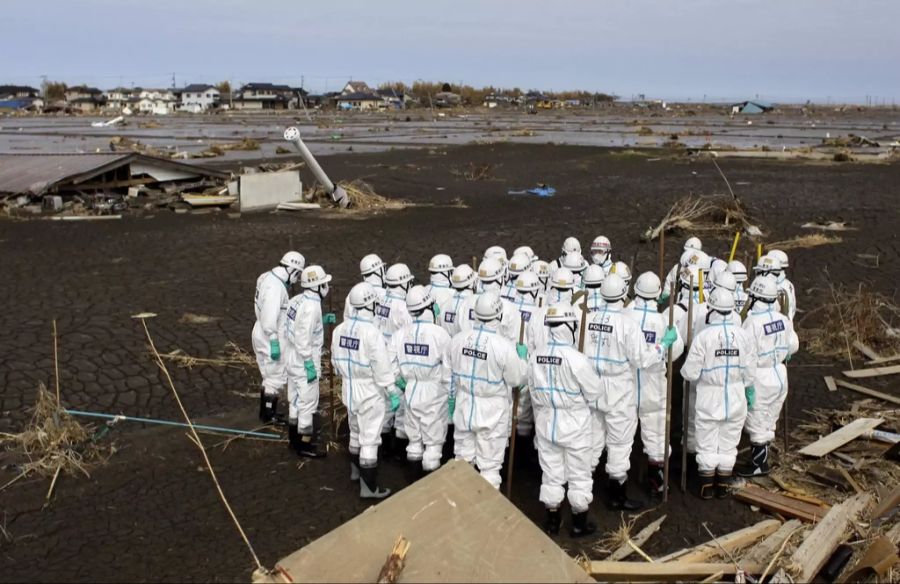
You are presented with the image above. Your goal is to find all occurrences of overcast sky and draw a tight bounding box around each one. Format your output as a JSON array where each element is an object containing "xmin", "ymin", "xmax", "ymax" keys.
[{"xmin": 4, "ymin": 0, "xmax": 898, "ymax": 103}]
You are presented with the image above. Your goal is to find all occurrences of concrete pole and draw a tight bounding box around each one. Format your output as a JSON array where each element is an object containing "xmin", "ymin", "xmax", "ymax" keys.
[{"xmin": 283, "ymin": 126, "xmax": 349, "ymax": 207}]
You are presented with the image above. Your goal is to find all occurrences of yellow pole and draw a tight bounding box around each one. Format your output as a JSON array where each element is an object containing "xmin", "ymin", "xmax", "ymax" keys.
[
  {"xmin": 756, "ymin": 243, "xmax": 763, "ymax": 262},
  {"xmin": 698, "ymin": 269, "xmax": 705, "ymax": 303},
  {"xmin": 728, "ymin": 232, "xmax": 741, "ymax": 263}
]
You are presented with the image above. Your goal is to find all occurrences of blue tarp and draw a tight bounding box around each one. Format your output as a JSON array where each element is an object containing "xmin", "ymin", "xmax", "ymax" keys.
[{"xmin": 508, "ymin": 185, "xmax": 556, "ymax": 197}]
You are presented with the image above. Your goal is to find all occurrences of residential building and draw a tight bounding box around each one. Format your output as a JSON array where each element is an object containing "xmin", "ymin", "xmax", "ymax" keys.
[
  {"xmin": 104, "ymin": 87, "xmax": 140, "ymax": 111},
  {"xmin": 65, "ymin": 86, "xmax": 105, "ymax": 113},
  {"xmin": 376, "ymin": 88, "xmax": 408, "ymax": 109},
  {"xmin": 342, "ymin": 81, "xmax": 373, "ymax": 95},
  {"xmin": 433, "ymin": 91, "xmax": 461, "ymax": 108},
  {"xmin": 178, "ymin": 84, "xmax": 220, "ymax": 113},
  {"xmin": 234, "ymin": 83, "xmax": 306, "ymax": 110},
  {"xmin": 0, "ymin": 85, "xmax": 42, "ymax": 110},
  {"xmin": 336, "ymin": 91, "xmax": 385, "ymax": 111},
  {"xmin": 0, "ymin": 85, "xmax": 40, "ymax": 99},
  {"xmin": 137, "ymin": 89, "xmax": 177, "ymax": 115}
]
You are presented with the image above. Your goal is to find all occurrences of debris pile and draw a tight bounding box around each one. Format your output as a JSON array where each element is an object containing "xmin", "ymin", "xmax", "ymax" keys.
[
  {"xmin": 804, "ymin": 284, "xmax": 900, "ymax": 358},
  {"xmin": 766, "ymin": 233, "xmax": 842, "ymax": 250},
  {"xmin": 642, "ymin": 194, "xmax": 763, "ymax": 241},
  {"xmin": 309, "ymin": 179, "xmax": 408, "ymax": 211},
  {"xmin": 450, "ymin": 162, "xmax": 494, "ymax": 181}
]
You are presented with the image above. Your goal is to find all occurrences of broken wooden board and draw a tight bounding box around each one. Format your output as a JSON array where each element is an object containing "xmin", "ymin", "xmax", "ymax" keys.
[
  {"xmin": 182, "ymin": 194, "xmax": 237, "ymax": 207},
  {"xmin": 739, "ymin": 519, "xmax": 803, "ymax": 570},
  {"xmin": 656, "ymin": 519, "xmax": 780, "ymax": 563},
  {"xmin": 606, "ymin": 514, "xmax": 667, "ymax": 561},
  {"xmin": 787, "ymin": 493, "xmax": 872, "ymax": 583},
  {"xmin": 835, "ymin": 379, "xmax": 900, "ymax": 406},
  {"xmin": 824, "ymin": 375, "xmax": 837, "ymax": 392},
  {"xmin": 798, "ymin": 417, "xmax": 884, "ymax": 457},
  {"xmin": 808, "ymin": 463, "xmax": 858, "ymax": 492},
  {"xmin": 868, "ymin": 353, "xmax": 900, "ymax": 365},
  {"xmin": 733, "ymin": 485, "xmax": 830, "ymax": 522},
  {"xmin": 589, "ymin": 561, "xmax": 763, "ymax": 581},
  {"xmin": 843, "ymin": 364, "xmax": 900, "ymax": 379},
  {"xmin": 870, "ymin": 484, "xmax": 900, "ymax": 524},
  {"xmin": 844, "ymin": 536, "xmax": 900, "ymax": 582},
  {"xmin": 261, "ymin": 460, "xmax": 593, "ymax": 583},
  {"xmin": 853, "ymin": 341, "xmax": 882, "ymax": 361}
]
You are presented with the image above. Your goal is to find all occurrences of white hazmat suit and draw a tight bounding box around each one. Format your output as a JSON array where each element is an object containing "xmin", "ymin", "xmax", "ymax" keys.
[
  {"xmin": 253, "ymin": 268, "xmax": 291, "ymax": 398},
  {"xmin": 284, "ymin": 290, "xmax": 324, "ymax": 434}
]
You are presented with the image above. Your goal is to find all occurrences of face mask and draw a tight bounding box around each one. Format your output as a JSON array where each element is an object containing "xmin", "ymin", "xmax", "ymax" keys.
[
  {"xmin": 592, "ymin": 252, "xmax": 607, "ymax": 265},
  {"xmin": 289, "ymin": 270, "xmax": 300, "ymax": 285},
  {"xmin": 319, "ymin": 283, "xmax": 330, "ymax": 298}
]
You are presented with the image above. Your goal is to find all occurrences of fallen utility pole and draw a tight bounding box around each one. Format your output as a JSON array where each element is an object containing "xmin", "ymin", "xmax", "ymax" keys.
[{"xmin": 283, "ymin": 126, "xmax": 349, "ymax": 207}]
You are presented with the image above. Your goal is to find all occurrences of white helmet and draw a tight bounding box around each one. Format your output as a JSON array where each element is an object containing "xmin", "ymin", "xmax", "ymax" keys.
[
  {"xmin": 451, "ymin": 264, "xmax": 476, "ymax": 289},
  {"xmin": 545, "ymin": 303, "xmax": 578, "ymax": 324},
  {"xmin": 562, "ymin": 251, "xmax": 588, "ymax": 274},
  {"xmin": 406, "ymin": 285, "xmax": 434, "ymax": 313},
  {"xmin": 684, "ymin": 237, "xmax": 702, "ymax": 252},
  {"xmin": 483, "ymin": 245, "xmax": 508, "ymax": 263},
  {"xmin": 348, "ymin": 282, "xmax": 378, "ymax": 309},
  {"xmin": 513, "ymin": 246, "xmax": 537, "ymax": 264},
  {"xmin": 533, "ymin": 260, "xmax": 551, "ymax": 281},
  {"xmin": 708, "ymin": 287, "xmax": 735, "ymax": 313},
  {"xmin": 610, "ymin": 261, "xmax": 632, "ymax": 283},
  {"xmin": 475, "ymin": 292, "xmax": 503, "ymax": 321},
  {"xmin": 508, "ymin": 253, "xmax": 532, "ymax": 275},
  {"xmin": 767, "ymin": 249, "xmax": 789, "ymax": 269},
  {"xmin": 300, "ymin": 265, "xmax": 332, "ymax": 289},
  {"xmin": 478, "ymin": 258, "xmax": 504, "ymax": 283},
  {"xmin": 562, "ymin": 236, "xmax": 581, "ymax": 256},
  {"xmin": 384, "ymin": 263, "xmax": 414, "ymax": 287},
  {"xmin": 754, "ymin": 255, "xmax": 782, "ymax": 275},
  {"xmin": 583, "ymin": 264, "xmax": 606, "ymax": 287},
  {"xmin": 697, "ymin": 253, "xmax": 713, "ymax": 273},
  {"xmin": 634, "ymin": 271, "xmax": 662, "ymax": 300},
  {"xmin": 680, "ymin": 264, "xmax": 701, "ymax": 287},
  {"xmin": 428, "ymin": 254, "xmax": 454, "ymax": 274},
  {"xmin": 709, "ymin": 261, "xmax": 727, "ymax": 284},
  {"xmin": 591, "ymin": 235, "xmax": 611, "ymax": 255},
  {"xmin": 749, "ymin": 276, "xmax": 778, "ymax": 301},
  {"xmin": 714, "ymin": 270, "xmax": 737, "ymax": 293},
  {"xmin": 281, "ymin": 251, "xmax": 306, "ymax": 283},
  {"xmin": 550, "ymin": 267, "xmax": 576, "ymax": 290},
  {"xmin": 727, "ymin": 260, "xmax": 748, "ymax": 283},
  {"xmin": 600, "ymin": 273, "xmax": 629, "ymax": 302},
  {"xmin": 515, "ymin": 271, "xmax": 541, "ymax": 293},
  {"xmin": 359, "ymin": 253, "xmax": 385, "ymax": 276}
]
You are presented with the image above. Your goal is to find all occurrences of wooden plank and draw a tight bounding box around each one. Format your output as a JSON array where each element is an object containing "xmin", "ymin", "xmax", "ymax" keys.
[
  {"xmin": 837, "ymin": 466, "xmax": 864, "ymax": 495},
  {"xmin": 870, "ymin": 484, "xmax": 900, "ymax": 523},
  {"xmin": 798, "ymin": 417, "xmax": 884, "ymax": 457},
  {"xmin": 835, "ymin": 379, "xmax": 900, "ymax": 406},
  {"xmin": 808, "ymin": 463, "xmax": 854, "ymax": 491},
  {"xmin": 867, "ymin": 353, "xmax": 900, "ymax": 365},
  {"xmin": 843, "ymin": 364, "xmax": 900, "ymax": 378},
  {"xmin": 656, "ymin": 519, "xmax": 780, "ymax": 563},
  {"xmin": 589, "ymin": 561, "xmax": 763, "ymax": 581},
  {"xmin": 740, "ymin": 519, "xmax": 804, "ymax": 569},
  {"xmin": 606, "ymin": 514, "xmax": 667, "ymax": 561},
  {"xmin": 788, "ymin": 493, "xmax": 872, "ymax": 582},
  {"xmin": 733, "ymin": 485, "xmax": 830, "ymax": 523},
  {"xmin": 853, "ymin": 340, "xmax": 882, "ymax": 361},
  {"xmin": 824, "ymin": 375, "xmax": 837, "ymax": 392}
]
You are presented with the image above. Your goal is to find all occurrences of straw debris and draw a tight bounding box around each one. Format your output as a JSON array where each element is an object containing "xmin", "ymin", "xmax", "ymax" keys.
[
  {"xmin": 767, "ymin": 234, "xmax": 843, "ymax": 251},
  {"xmin": 642, "ymin": 194, "xmax": 762, "ymax": 241},
  {"xmin": 311, "ymin": 179, "xmax": 410, "ymax": 211},
  {"xmin": 803, "ymin": 284, "xmax": 900, "ymax": 358}
]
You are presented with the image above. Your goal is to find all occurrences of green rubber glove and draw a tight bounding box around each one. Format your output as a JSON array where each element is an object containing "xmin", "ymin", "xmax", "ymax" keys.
[
  {"xmin": 516, "ymin": 343, "xmax": 528, "ymax": 360},
  {"xmin": 448, "ymin": 396, "xmax": 456, "ymax": 420},
  {"xmin": 323, "ymin": 312, "xmax": 337, "ymax": 325},
  {"xmin": 269, "ymin": 338, "xmax": 281, "ymax": 361},
  {"xmin": 395, "ymin": 376, "xmax": 408, "ymax": 392},
  {"xmin": 389, "ymin": 392, "xmax": 401, "ymax": 412},
  {"xmin": 745, "ymin": 386, "xmax": 756, "ymax": 410},
  {"xmin": 657, "ymin": 291, "xmax": 670, "ymax": 308},
  {"xmin": 660, "ymin": 326, "xmax": 678, "ymax": 349},
  {"xmin": 785, "ymin": 352, "xmax": 793, "ymax": 363},
  {"xmin": 432, "ymin": 303, "xmax": 441, "ymax": 318},
  {"xmin": 304, "ymin": 360, "xmax": 317, "ymax": 383}
]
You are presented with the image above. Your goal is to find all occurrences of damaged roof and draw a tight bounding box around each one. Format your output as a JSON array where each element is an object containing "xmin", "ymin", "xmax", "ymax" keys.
[{"xmin": 0, "ymin": 153, "xmax": 228, "ymax": 196}]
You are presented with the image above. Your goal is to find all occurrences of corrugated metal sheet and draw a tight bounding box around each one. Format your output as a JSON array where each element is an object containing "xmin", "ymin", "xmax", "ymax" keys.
[{"xmin": 0, "ymin": 153, "xmax": 130, "ymax": 195}]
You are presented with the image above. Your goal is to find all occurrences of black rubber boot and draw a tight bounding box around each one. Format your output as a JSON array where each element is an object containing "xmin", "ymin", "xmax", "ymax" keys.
[
  {"xmin": 287, "ymin": 423, "xmax": 301, "ymax": 453},
  {"xmin": 699, "ymin": 472, "xmax": 715, "ymax": 500},
  {"xmin": 259, "ymin": 390, "xmax": 278, "ymax": 423},
  {"xmin": 608, "ymin": 478, "xmax": 644, "ymax": 511},
  {"xmin": 716, "ymin": 471, "xmax": 733, "ymax": 499},
  {"xmin": 737, "ymin": 443, "xmax": 770, "ymax": 477},
  {"xmin": 393, "ymin": 436, "xmax": 409, "ymax": 463},
  {"xmin": 380, "ymin": 432, "xmax": 393, "ymax": 459},
  {"xmin": 570, "ymin": 511, "xmax": 597, "ymax": 538},
  {"xmin": 404, "ymin": 459, "xmax": 423, "ymax": 484},
  {"xmin": 544, "ymin": 508, "xmax": 561, "ymax": 535},
  {"xmin": 350, "ymin": 453, "xmax": 360, "ymax": 481},
  {"xmin": 359, "ymin": 464, "xmax": 391, "ymax": 499},
  {"xmin": 297, "ymin": 434, "xmax": 325, "ymax": 458},
  {"xmin": 648, "ymin": 461, "xmax": 666, "ymax": 498}
]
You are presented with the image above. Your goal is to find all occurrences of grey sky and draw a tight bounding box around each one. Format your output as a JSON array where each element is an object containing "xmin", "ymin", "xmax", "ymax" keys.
[{"xmin": 4, "ymin": 0, "xmax": 898, "ymax": 103}]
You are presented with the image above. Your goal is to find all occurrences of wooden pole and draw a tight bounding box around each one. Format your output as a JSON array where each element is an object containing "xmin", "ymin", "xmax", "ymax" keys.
[
  {"xmin": 662, "ymin": 279, "xmax": 677, "ymax": 502},
  {"xmin": 328, "ymin": 286, "xmax": 337, "ymax": 436},
  {"xmin": 505, "ymin": 317, "xmax": 528, "ymax": 498},
  {"xmin": 681, "ymin": 274, "xmax": 695, "ymax": 493},
  {"xmin": 728, "ymin": 232, "xmax": 741, "ymax": 263},
  {"xmin": 658, "ymin": 230, "xmax": 666, "ymax": 283},
  {"xmin": 52, "ymin": 319, "xmax": 60, "ymax": 404}
]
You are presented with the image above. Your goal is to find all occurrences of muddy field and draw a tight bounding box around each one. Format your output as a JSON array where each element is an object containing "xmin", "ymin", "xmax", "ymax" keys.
[{"xmin": 1, "ymin": 143, "xmax": 898, "ymax": 582}]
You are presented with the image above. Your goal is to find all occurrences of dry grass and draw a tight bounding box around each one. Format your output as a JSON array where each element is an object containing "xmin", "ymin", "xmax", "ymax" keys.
[
  {"xmin": 0, "ymin": 385, "xmax": 111, "ymax": 489},
  {"xmin": 804, "ymin": 284, "xmax": 900, "ymax": 358},
  {"xmin": 766, "ymin": 234, "xmax": 843, "ymax": 251},
  {"xmin": 311, "ymin": 179, "xmax": 410, "ymax": 211},
  {"xmin": 159, "ymin": 342, "xmax": 257, "ymax": 370},
  {"xmin": 450, "ymin": 162, "xmax": 495, "ymax": 181},
  {"xmin": 642, "ymin": 194, "xmax": 762, "ymax": 241},
  {"xmin": 594, "ymin": 510, "xmax": 651, "ymax": 556}
]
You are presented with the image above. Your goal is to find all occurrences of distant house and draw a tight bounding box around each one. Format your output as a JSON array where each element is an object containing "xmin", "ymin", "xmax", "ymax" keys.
[
  {"xmin": 342, "ymin": 81, "xmax": 373, "ymax": 95},
  {"xmin": 376, "ymin": 88, "xmax": 408, "ymax": 109},
  {"xmin": 178, "ymin": 84, "xmax": 220, "ymax": 113},
  {"xmin": 0, "ymin": 85, "xmax": 40, "ymax": 99},
  {"xmin": 305, "ymin": 92, "xmax": 339, "ymax": 109},
  {"xmin": 433, "ymin": 91, "xmax": 461, "ymax": 108},
  {"xmin": 336, "ymin": 92, "xmax": 385, "ymax": 111},
  {"xmin": 731, "ymin": 100, "xmax": 774, "ymax": 115},
  {"xmin": 234, "ymin": 83, "xmax": 305, "ymax": 110},
  {"xmin": 137, "ymin": 89, "xmax": 177, "ymax": 115},
  {"xmin": 483, "ymin": 94, "xmax": 518, "ymax": 108},
  {"xmin": 65, "ymin": 86, "xmax": 105, "ymax": 112},
  {"xmin": 104, "ymin": 88, "xmax": 141, "ymax": 111}
]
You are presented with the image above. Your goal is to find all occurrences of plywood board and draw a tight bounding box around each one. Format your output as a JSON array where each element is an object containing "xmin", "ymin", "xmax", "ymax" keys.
[
  {"xmin": 835, "ymin": 379, "xmax": 900, "ymax": 406},
  {"xmin": 266, "ymin": 461, "xmax": 593, "ymax": 583},
  {"xmin": 798, "ymin": 418, "xmax": 884, "ymax": 457}
]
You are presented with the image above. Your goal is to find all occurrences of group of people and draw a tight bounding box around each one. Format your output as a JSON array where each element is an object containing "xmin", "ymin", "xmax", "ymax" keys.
[{"xmin": 251, "ymin": 234, "xmax": 799, "ymax": 537}]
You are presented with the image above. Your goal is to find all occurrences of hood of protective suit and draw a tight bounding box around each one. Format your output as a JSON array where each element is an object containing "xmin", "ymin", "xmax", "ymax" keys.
[{"xmin": 548, "ymin": 324, "xmax": 576, "ymax": 346}]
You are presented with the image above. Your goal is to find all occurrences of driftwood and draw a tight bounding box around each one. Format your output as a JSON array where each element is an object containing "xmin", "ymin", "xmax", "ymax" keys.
[
  {"xmin": 377, "ymin": 536, "xmax": 410, "ymax": 584},
  {"xmin": 657, "ymin": 519, "xmax": 780, "ymax": 563},
  {"xmin": 606, "ymin": 515, "xmax": 667, "ymax": 562}
]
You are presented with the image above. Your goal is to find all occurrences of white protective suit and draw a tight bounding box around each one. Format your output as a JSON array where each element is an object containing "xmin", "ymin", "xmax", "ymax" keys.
[
  {"xmin": 511, "ymin": 292, "xmax": 541, "ymax": 436},
  {"xmin": 438, "ymin": 288, "xmax": 473, "ymax": 338},
  {"xmin": 331, "ymin": 313, "xmax": 395, "ymax": 464},
  {"xmin": 343, "ymin": 278, "xmax": 386, "ymax": 320},
  {"xmin": 458, "ymin": 287, "xmax": 523, "ymax": 345},
  {"xmin": 376, "ymin": 288, "xmax": 413, "ymax": 436},
  {"xmin": 545, "ymin": 287, "xmax": 574, "ymax": 306},
  {"xmin": 449, "ymin": 322, "xmax": 527, "ymax": 489},
  {"xmin": 253, "ymin": 267, "xmax": 291, "ymax": 396},
  {"xmin": 582, "ymin": 303, "xmax": 667, "ymax": 480},
  {"xmin": 626, "ymin": 298, "xmax": 684, "ymax": 463},
  {"xmin": 680, "ymin": 312, "xmax": 756, "ymax": 474},
  {"xmin": 742, "ymin": 303, "xmax": 799, "ymax": 444},
  {"xmin": 283, "ymin": 290, "xmax": 324, "ymax": 434},
  {"xmin": 391, "ymin": 317, "xmax": 452, "ymax": 470},
  {"xmin": 425, "ymin": 275, "xmax": 454, "ymax": 310},
  {"xmin": 775, "ymin": 273, "xmax": 797, "ymax": 321},
  {"xmin": 501, "ymin": 277, "xmax": 518, "ymax": 302},
  {"xmin": 529, "ymin": 328, "xmax": 603, "ymax": 512},
  {"xmin": 734, "ymin": 285, "xmax": 749, "ymax": 314}
]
